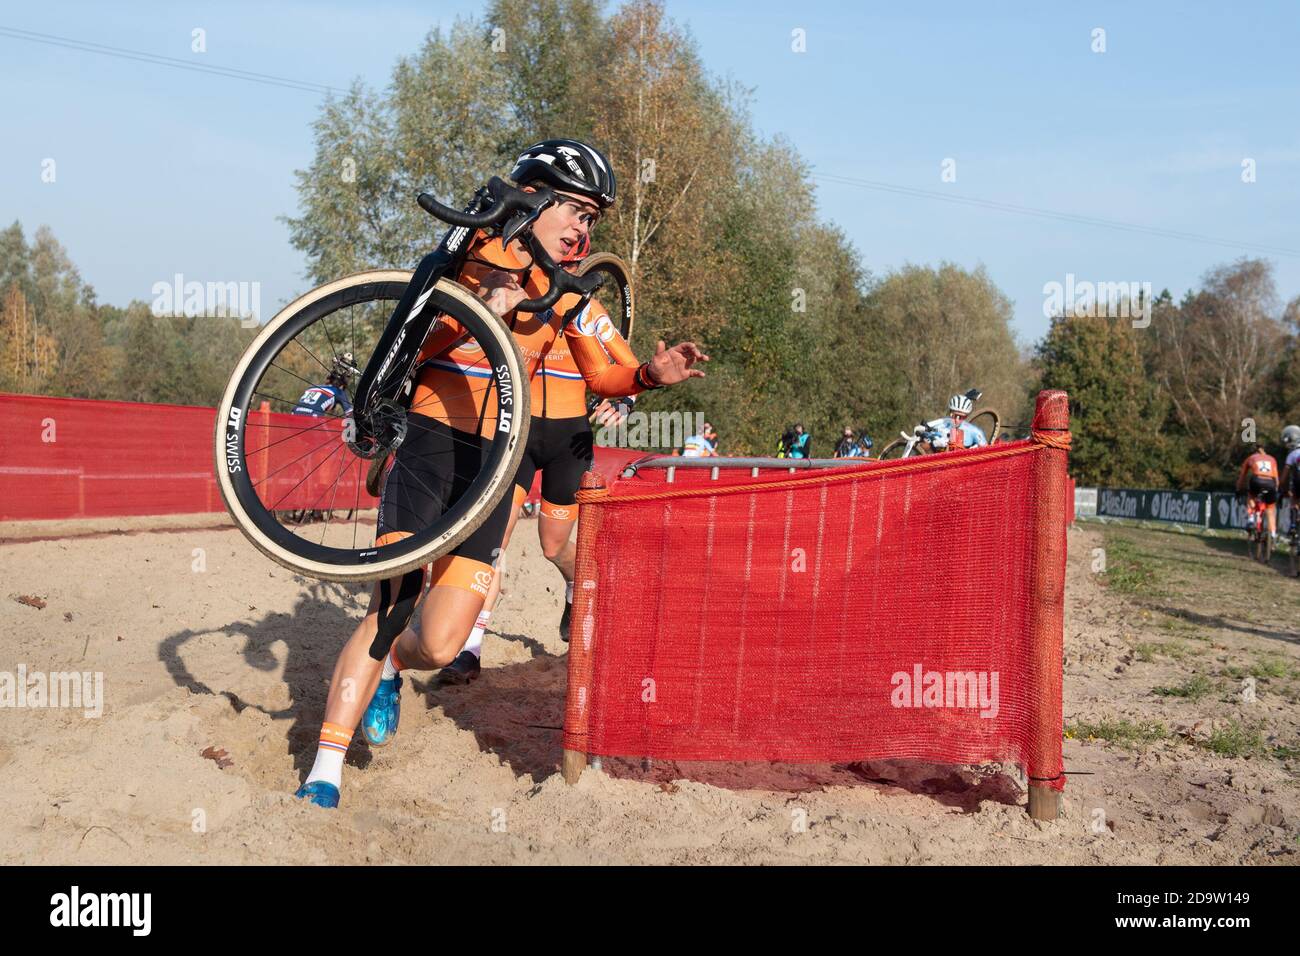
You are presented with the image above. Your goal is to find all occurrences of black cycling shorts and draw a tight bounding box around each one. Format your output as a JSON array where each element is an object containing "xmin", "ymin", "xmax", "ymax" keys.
[
  {"xmin": 512, "ymin": 415, "xmax": 593, "ymax": 507},
  {"xmin": 376, "ymin": 413, "xmax": 512, "ymax": 567},
  {"xmin": 1249, "ymin": 475, "xmax": 1279, "ymax": 505}
]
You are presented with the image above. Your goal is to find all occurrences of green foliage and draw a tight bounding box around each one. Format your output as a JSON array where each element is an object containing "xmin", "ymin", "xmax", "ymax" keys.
[
  {"xmin": 0, "ymin": 223, "xmax": 255, "ymax": 406},
  {"xmin": 1036, "ymin": 312, "xmax": 1170, "ymax": 486}
]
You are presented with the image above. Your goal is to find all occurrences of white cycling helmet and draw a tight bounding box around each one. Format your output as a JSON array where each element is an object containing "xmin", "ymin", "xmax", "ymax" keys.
[
  {"xmin": 948, "ymin": 393, "xmax": 974, "ymax": 416},
  {"xmin": 1282, "ymin": 424, "xmax": 1300, "ymax": 449}
]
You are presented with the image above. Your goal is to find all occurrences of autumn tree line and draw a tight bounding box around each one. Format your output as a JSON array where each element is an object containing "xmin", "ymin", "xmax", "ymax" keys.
[{"xmin": 3, "ymin": 0, "xmax": 1297, "ymax": 490}]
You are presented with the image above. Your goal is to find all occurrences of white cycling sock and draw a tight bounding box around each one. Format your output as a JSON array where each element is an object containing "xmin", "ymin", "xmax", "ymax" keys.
[
  {"xmin": 463, "ymin": 609, "xmax": 490, "ymax": 659},
  {"xmin": 380, "ymin": 646, "xmax": 401, "ymax": 681},
  {"xmin": 305, "ymin": 722, "xmax": 351, "ymax": 790},
  {"xmin": 565, "ymin": 580, "xmax": 574, "ymax": 605}
]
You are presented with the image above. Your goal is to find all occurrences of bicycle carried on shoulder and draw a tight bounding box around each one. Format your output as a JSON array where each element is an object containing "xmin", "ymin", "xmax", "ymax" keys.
[
  {"xmin": 214, "ymin": 177, "xmax": 633, "ymax": 582},
  {"xmin": 875, "ymin": 391, "xmax": 1002, "ymax": 460}
]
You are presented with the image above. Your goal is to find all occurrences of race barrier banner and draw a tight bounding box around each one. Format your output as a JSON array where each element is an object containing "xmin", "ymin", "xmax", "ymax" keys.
[
  {"xmin": 1079, "ymin": 483, "xmax": 1294, "ymax": 533},
  {"xmin": 1, "ymin": 392, "xmax": 237, "ymax": 520},
  {"xmin": 1208, "ymin": 492, "xmax": 1294, "ymax": 533},
  {"xmin": 1095, "ymin": 487, "xmax": 1209, "ymax": 526},
  {"xmin": 564, "ymin": 390, "xmax": 1071, "ymax": 819},
  {"xmin": 1, "ymin": 393, "xmax": 637, "ymax": 522}
]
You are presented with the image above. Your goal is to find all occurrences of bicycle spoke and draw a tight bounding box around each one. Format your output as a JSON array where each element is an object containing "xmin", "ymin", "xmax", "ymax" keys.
[
  {"xmin": 267, "ymin": 440, "xmax": 348, "ymax": 513},
  {"xmin": 244, "ymin": 410, "xmax": 340, "ymax": 458},
  {"xmin": 315, "ymin": 310, "xmax": 344, "ymax": 373},
  {"xmin": 268, "ymin": 360, "xmax": 329, "ymax": 396},
  {"xmin": 314, "ymin": 447, "xmax": 356, "ymax": 545},
  {"xmin": 254, "ymin": 429, "xmax": 348, "ymax": 495},
  {"xmin": 293, "ymin": 336, "xmax": 334, "ymax": 378},
  {"xmin": 389, "ymin": 453, "xmax": 454, "ymax": 515}
]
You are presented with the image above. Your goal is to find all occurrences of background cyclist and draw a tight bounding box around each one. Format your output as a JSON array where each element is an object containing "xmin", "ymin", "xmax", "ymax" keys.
[
  {"xmin": 682, "ymin": 421, "xmax": 718, "ymax": 458},
  {"xmin": 1236, "ymin": 441, "xmax": 1280, "ymax": 542},
  {"xmin": 291, "ymin": 352, "xmax": 354, "ymax": 417},
  {"xmin": 1281, "ymin": 425, "xmax": 1300, "ymax": 551},
  {"xmin": 927, "ymin": 393, "xmax": 987, "ymax": 451}
]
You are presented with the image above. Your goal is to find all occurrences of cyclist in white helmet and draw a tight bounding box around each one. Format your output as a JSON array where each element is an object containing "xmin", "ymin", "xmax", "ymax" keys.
[
  {"xmin": 927, "ymin": 392, "xmax": 988, "ymax": 451},
  {"xmin": 1279, "ymin": 424, "xmax": 1300, "ymax": 503}
]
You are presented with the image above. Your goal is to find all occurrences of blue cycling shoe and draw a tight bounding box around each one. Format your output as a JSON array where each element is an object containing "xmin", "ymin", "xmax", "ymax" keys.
[
  {"xmin": 362, "ymin": 674, "xmax": 402, "ymax": 747},
  {"xmin": 294, "ymin": 780, "xmax": 340, "ymax": 809}
]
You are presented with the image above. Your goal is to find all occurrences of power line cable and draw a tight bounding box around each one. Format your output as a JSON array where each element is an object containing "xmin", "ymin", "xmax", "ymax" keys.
[
  {"xmin": 0, "ymin": 25, "xmax": 338, "ymax": 96},
  {"xmin": 812, "ymin": 170, "xmax": 1300, "ymax": 259}
]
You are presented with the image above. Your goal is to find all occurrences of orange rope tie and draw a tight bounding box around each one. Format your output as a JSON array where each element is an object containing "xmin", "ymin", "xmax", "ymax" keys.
[{"xmin": 1031, "ymin": 428, "xmax": 1072, "ymax": 451}]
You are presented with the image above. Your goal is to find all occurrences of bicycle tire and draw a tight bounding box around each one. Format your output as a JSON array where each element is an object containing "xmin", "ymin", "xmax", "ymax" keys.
[
  {"xmin": 215, "ymin": 270, "xmax": 530, "ymax": 582},
  {"xmin": 576, "ymin": 252, "xmax": 635, "ymax": 342},
  {"xmin": 968, "ymin": 407, "xmax": 1001, "ymax": 444}
]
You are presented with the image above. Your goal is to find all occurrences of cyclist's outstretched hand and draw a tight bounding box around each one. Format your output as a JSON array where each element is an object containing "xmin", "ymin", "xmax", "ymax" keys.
[
  {"xmin": 646, "ymin": 340, "xmax": 708, "ymax": 386},
  {"xmin": 478, "ymin": 270, "xmax": 529, "ymax": 316}
]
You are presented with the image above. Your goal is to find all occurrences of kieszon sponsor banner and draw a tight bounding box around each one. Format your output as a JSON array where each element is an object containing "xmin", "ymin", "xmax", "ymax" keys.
[
  {"xmin": 1096, "ymin": 489, "xmax": 1208, "ymax": 525},
  {"xmin": 1209, "ymin": 492, "xmax": 1294, "ymax": 532}
]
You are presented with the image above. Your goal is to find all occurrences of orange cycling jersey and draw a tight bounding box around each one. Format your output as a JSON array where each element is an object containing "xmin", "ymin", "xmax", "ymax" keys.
[
  {"xmin": 409, "ymin": 233, "xmax": 644, "ymax": 433},
  {"xmin": 531, "ymin": 298, "xmax": 639, "ymax": 417},
  {"xmin": 1237, "ymin": 455, "xmax": 1279, "ymax": 481},
  {"xmin": 1239, "ymin": 451, "xmax": 1279, "ymax": 484}
]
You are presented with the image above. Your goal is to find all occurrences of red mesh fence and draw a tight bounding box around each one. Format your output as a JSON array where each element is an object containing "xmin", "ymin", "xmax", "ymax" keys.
[
  {"xmin": 1, "ymin": 392, "xmax": 640, "ymax": 522},
  {"xmin": 565, "ymin": 391, "xmax": 1069, "ymax": 794}
]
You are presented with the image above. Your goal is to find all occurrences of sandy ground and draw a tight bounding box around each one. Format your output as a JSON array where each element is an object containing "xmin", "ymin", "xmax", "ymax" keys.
[{"xmin": 0, "ymin": 515, "xmax": 1296, "ymax": 865}]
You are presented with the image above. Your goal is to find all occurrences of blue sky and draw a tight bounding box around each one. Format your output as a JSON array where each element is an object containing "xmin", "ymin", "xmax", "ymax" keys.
[{"xmin": 3, "ymin": 1, "xmax": 1297, "ymax": 344}]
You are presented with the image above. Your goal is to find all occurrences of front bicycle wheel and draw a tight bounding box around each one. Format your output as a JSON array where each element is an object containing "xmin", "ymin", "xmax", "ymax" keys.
[{"xmin": 215, "ymin": 270, "xmax": 529, "ymax": 582}]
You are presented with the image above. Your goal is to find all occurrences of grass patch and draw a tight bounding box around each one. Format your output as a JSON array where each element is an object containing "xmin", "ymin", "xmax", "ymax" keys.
[
  {"xmin": 1222, "ymin": 657, "xmax": 1295, "ymax": 681},
  {"xmin": 1132, "ymin": 640, "xmax": 1201, "ymax": 663},
  {"xmin": 1201, "ymin": 719, "xmax": 1267, "ymax": 758},
  {"xmin": 1152, "ymin": 674, "xmax": 1216, "ymax": 700},
  {"xmin": 1273, "ymin": 741, "xmax": 1300, "ymax": 761},
  {"xmin": 1099, "ymin": 534, "xmax": 1158, "ymax": 595},
  {"xmin": 1066, "ymin": 717, "xmax": 1170, "ymax": 747},
  {"xmin": 1253, "ymin": 656, "xmax": 1293, "ymax": 679}
]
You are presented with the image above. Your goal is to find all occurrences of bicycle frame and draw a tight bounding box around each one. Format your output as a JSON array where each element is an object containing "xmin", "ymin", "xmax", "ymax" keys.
[{"xmin": 348, "ymin": 187, "xmax": 490, "ymax": 449}]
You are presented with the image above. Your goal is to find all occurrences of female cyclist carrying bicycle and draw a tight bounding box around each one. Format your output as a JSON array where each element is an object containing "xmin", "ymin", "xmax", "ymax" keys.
[
  {"xmin": 432, "ymin": 231, "xmax": 643, "ymax": 685},
  {"xmin": 296, "ymin": 139, "xmax": 707, "ymax": 808}
]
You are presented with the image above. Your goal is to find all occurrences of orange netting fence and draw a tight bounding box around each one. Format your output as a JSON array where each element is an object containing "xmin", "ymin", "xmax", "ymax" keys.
[
  {"xmin": 1, "ymin": 393, "xmax": 640, "ymax": 522},
  {"xmin": 564, "ymin": 390, "xmax": 1070, "ymax": 807}
]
